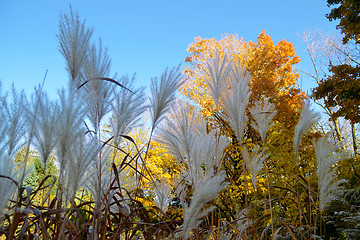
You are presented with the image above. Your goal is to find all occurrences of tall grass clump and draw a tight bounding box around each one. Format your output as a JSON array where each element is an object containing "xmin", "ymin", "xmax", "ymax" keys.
[
  {"xmin": 0, "ymin": 8, "xmax": 355, "ymax": 240},
  {"xmin": 27, "ymin": 88, "xmax": 59, "ymax": 170}
]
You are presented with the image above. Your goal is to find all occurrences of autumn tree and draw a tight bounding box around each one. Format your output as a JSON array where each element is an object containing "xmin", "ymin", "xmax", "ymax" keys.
[
  {"xmin": 181, "ymin": 32, "xmax": 320, "ymax": 235},
  {"xmin": 319, "ymin": 0, "xmax": 360, "ymax": 143},
  {"xmin": 310, "ymin": 7, "xmax": 360, "ymax": 158},
  {"xmin": 313, "ymin": 64, "xmax": 360, "ymax": 123},
  {"xmin": 302, "ymin": 28, "xmax": 360, "ymax": 238},
  {"xmin": 183, "ymin": 31, "xmax": 306, "ymax": 127},
  {"xmin": 327, "ymin": 0, "xmax": 360, "ymax": 43}
]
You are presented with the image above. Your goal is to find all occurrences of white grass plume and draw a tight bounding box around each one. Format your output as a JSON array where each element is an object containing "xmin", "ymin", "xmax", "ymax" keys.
[
  {"xmin": 157, "ymin": 102, "xmax": 228, "ymax": 187},
  {"xmin": 242, "ymin": 146, "xmax": 268, "ymax": 188},
  {"xmin": 107, "ymin": 165, "xmax": 136, "ymax": 215},
  {"xmin": 149, "ymin": 66, "xmax": 184, "ymax": 130},
  {"xmin": 153, "ymin": 178, "xmax": 173, "ymax": 214},
  {"xmin": 0, "ymin": 87, "xmax": 27, "ymax": 221},
  {"xmin": 221, "ymin": 64, "xmax": 252, "ymax": 143},
  {"xmin": 203, "ymin": 130, "xmax": 228, "ymax": 172},
  {"xmin": 87, "ymin": 150, "xmax": 136, "ymax": 215},
  {"xmin": 157, "ymin": 102, "xmax": 228, "ymax": 238},
  {"xmin": 180, "ymin": 172, "xmax": 228, "ymax": 239},
  {"xmin": 86, "ymin": 147, "xmax": 112, "ymax": 209},
  {"xmin": 112, "ymin": 165, "xmax": 137, "ymax": 193},
  {"xmin": 294, "ymin": 100, "xmax": 320, "ymax": 155},
  {"xmin": 63, "ymin": 134, "xmax": 100, "ymax": 202},
  {"xmin": 249, "ymin": 98, "xmax": 277, "ymax": 142},
  {"xmin": 189, "ymin": 128, "xmax": 228, "ymax": 185},
  {"xmin": 236, "ymin": 208, "xmax": 251, "ymax": 237},
  {"xmin": 155, "ymin": 102, "xmax": 196, "ymax": 164},
  {"xmin": 55, "ymin": 89, "xmax": 87, "ymax": 191},
  {"xmin": 27, "ymin": 88, "xmax": 58, "ymax": 169},
  {"xmin": 110, "ymin": 76, "xmax": 146, "ymax": 145},
  {"xmin": 81, "ymin": 39, "xmax": 113, "ymax": 132},
  {"xmin": 0, "ymin": 153, "xmax": 20, "ymax": 222},
  {"xmin": 314, "ymin": 135, "xmax": 349, "ymax": 211},
  {"xmin": 82, "ymin": 39, "xmax": 111, "ymax": 81},
  {"xmin": 58, "ymin": 7, "xmax": 93, "ymax": 86},
  {"xmin": 204, "ymin": 52, "xmax": 231, "ymax": 106},
  {"xmin": 0, "ymin": 87, "xmax": 27, "ymax": 156}
]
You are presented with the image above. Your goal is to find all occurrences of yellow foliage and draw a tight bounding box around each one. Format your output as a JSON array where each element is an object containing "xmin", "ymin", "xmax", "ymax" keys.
[
  {"xmin": 182, "ymin": 31, "xmax": 306, "ymax": 127},
  {"xmin": 180, "ymin": 32, "xmax": 322, "ymax": 228},
  {"xmin": 143, "ymin": 141, "xmax": 181, "ymax": 187}
]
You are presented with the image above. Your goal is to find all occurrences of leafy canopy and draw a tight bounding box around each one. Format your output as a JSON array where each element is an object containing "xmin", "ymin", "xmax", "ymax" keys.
[
  {"xmin": 182, "ymin": 31, "xmax": 306, "ymax": 126},
  {"xmin": 313, "ymin": 64, "xmax": 360, "ymax": 123},
  {"xmin": 327, "ymin": 0, "xmax": 360, "ymax": 43}
]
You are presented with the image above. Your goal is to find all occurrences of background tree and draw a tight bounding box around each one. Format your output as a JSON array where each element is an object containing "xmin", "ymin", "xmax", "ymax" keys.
[
  {"xmin": 327, "ymin": 0, "xmax": 360, "ymax": 43},
  {"xmin": 181, "ymin": 32, "xmax": 323, "ymax": 237},
  {"xmin": 307, "ymin": 23, "xmax": 360, "ymax": 161},
  {"xmin": 303, "ymin": 2, "xmax": 360, "ymax": 234},
  {"xmin": 183, "ymin": 32, "xmax": 306, "ymax": 126},
  {"xmin": 313, "ymin": 64, "xmax": 360, "ymax": 124},
  {"xmin": 318, "ymin": 1, "xmax": 360, "ymax": 159}
]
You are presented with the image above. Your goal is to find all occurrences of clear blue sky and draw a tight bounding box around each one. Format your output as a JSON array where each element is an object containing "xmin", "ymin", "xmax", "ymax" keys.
[{"xmin": 0, "ymin": 0, "xmax": 338, "ymax": 98}]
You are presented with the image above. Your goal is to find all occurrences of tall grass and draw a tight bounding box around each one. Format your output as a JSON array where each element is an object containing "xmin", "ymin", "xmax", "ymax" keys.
[{"xmin": 0, "ymin": 8, "xmax": 354, "ymax": 240}]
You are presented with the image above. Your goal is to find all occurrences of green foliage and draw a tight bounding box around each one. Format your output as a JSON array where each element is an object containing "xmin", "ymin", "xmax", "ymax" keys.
[
  {"xmin": 324, "ymin": 193, "xmax": 360, "ymax": 240},
  {"xmin": 23, "ymin": 157, "xmax": 57, "ymax": 193}
]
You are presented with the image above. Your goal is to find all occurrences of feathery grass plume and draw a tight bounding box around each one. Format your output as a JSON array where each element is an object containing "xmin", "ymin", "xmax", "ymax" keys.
[
  {"xmin": 155, "ymin": 102, "xmax": 196, "ymax": 164},
  {"xmin": 81, "ymin": 39, "xmax": 113, "ymax": 132},
  {"xmin": 85, "ymin": 146, "xmax": 112, "ymax": 211},
  {"xmin": 58, "ymin": 7, "xmax": 93, "ymax": 87},
  {"xmin": 236, "ymin": 208, "xmax": 251, "ymax": 237},
  {"xmin": 82, "ymin": 39, "xmax": 111, "ymax": 80},
  {"xmin": 249, "ymin": 98, "xmax": 277, "ymax": 142},
  {"xmin": 180, "ymin": 172, "xmax": 228, "ymax": 239},
  {"xmin": 86, "ymin": 149, "xmax": 135, "ymax": 217},
  {"xmin": 314, "ymin": 135, "xmax": 349, "ymax": 211},
  {"xmin": 27, "ymin": 88, "xmax": 58, "ymax": 169},
  {"xmin": 186, "ymin": 132, "xmax": 211, "ymax": 186},
  {"xmin": 294, "ymin": 100, "xmax": 320, "ymax": 155},
  {"xmin": 189, "ymin": 127, "xmax": 228, "ymax": 185},
  {"xmin": 158, "ymin": 104, "xmax": 200, "ymax": 185},
  {"xmin": 191, "ymin": 111, "xmax": 229, "ymax": 173},
  {"xmin": 157, "ymin": 102, "xmax": 227, "ymax": 186},
  {"xmin": 0, "ymin": 154, "xmax": 21, "ymax": 223},
  {"xmin": 112, "ymin": 164, "xmax": 136, "ymax": 192},
  {"xmin": 55, "ymin": 89, "xmax": 87, "ymax": 189},
  {"xmin": 110, "ymin": 75, "xmax": 146, "ymax": 145},
  {"xmin": 107, "ymin": 165, "xmax": 136, "ymax": 215},
  {"xmin": 203, "ymin": 130, "xmax": 228, "ymax": 172},
  {"xmin": 0, "ymin": 86, "xmax": 28, "ymax": 222},
  {"xmin": 0, "ymin": 87, "xmax": 27, "ymax": 156},
  {"xmin": 241, "ymin": 146, "xmax": 268, "ymax": 188},
  {"xmin": 0, "ymin": 117, "xmax": 6, "ymax": 155},
  {"xmin": 63, "ymin": 134, "xmax": 100, "ymax": 202},
  {"xmin": 157, "ymin": 102, "xmax": 228, "ymax": 238},
  {"xmin": 174, "ymin": 172, "xmax": 188, "ymax": 209},
  {"xmin": 149, "ymin": 66, "xmax": 184, "ymax": 130},
  {"xmin": 221, "ymin": 63, "xmax": 252, "ymax": 143},
  {"xmin": 153, "ymin": 178, "xmax": 173, "ymax": 214},
  {"xmin": 204, "ymin": 52, "xmax": 232, "ymax": 106}
]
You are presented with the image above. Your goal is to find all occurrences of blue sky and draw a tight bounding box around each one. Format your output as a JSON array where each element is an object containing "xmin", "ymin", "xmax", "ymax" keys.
[{"xmin": 0, "ymin": 0, "xmax": 338, "ymax": 98}]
